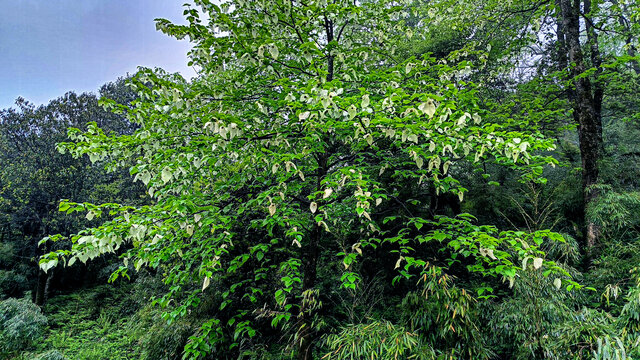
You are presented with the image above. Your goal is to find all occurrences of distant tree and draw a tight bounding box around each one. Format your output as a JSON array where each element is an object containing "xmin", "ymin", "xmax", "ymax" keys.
[
  {"xmin": 424, "ymin": 0, "xmax": 640, "ymax": 252},
  {"xmin": 0, "ymin": 78, "xmax": 140, "ymax": 304}
]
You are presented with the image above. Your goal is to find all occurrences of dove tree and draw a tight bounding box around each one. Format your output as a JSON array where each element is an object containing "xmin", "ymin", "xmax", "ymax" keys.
[{"xmin": 40, "ymin": 0, "xmax": 575, "ymax": 358}]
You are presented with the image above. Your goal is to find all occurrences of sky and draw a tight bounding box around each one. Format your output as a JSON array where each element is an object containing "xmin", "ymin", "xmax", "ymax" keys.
[{"xmin": 0, "ymin": 0, "xmax": 197, "ymax": 110}]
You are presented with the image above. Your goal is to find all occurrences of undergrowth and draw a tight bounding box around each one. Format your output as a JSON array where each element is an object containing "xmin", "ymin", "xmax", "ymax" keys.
[{"xmin": 15, "ymin": 283, "xmax": 146, "ymax": 360}]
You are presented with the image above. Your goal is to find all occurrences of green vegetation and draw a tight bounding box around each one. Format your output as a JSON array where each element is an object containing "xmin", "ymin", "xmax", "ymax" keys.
[
  {"xmin": 0, "ymin": 297, "xmax": 47, "ymax": 356},
  {"xmin": 1, "ymin": 0, "xmax": 640, "ymax": 359}
]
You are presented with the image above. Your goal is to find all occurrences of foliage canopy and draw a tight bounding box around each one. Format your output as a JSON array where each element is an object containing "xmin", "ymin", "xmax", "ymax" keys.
[{"xmin": 37, "ymin": 0, "xmax": 598, "ymax": 358}]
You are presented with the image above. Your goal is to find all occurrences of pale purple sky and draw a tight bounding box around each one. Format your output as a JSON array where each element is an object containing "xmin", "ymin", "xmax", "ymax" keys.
[{"xmin": 0, "ymin": 0, "xmax": 197, "ymax": 109}]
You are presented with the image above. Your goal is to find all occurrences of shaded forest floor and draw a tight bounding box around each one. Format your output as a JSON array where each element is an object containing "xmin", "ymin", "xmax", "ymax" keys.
[{"xmin": 17, "ymin": 284, "xmax": 145, "ymax": 360}]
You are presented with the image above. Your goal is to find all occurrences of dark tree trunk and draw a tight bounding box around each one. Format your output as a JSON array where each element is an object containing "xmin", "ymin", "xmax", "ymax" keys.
[
  {"xmin": 584, "ymin": 0, "xmax": 604, "ymax": 144},
  {"xmin": 34, "ymin": 239, "xmax": 49, "ymax": 306},
  {"xmin": 34, "ymin": 270, "xmax": 48, "ymax": 306},
  {"xmin": 297, "ymin": 226, "xmax": 320, "ymax": 360},
  {"xmin": 296, "ymin": 154, "xmax": 328, "ymax": 360},
  {"xmin": 295, "ymin": 16, "xmax": 339, "ymax": 360},
  {"xmin": 558, "ymin": 0, "xmax": 604, "ymax": 251},
  {"xmin": 44, "ymin": 269, "xmax": 53, "ymax": 303}
]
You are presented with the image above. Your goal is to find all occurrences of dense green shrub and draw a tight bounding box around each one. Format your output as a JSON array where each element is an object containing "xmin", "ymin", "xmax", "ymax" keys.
[
  {"xmin": 138, "ymin": 314, "xmax": 194, "ymax": 360},
  {"xmin": 586, "ymin": 186, "xmax": 640, "ymax": 239},
  {"xmin": 0, "ymin": 270, "xmax": 29, "ymax": 299},
  {"xmin": 40, "ymin": 284, "xmax": 143, "ymax": 360},
  {"xmin": 617, "ymin": 271, "xmax": 640, "ymax": 357},
  {"xmin": 322, "ymin": 320, "xmax": 434, "ymax": 360},
  {"xmin": 0, "ymin": 242, "xmax": 13, "ymax": 266},
  {"xmin": 485, "ymin": 270, "xmax": 572, "ymax": 360},
  {"xmin": 0, "ymin": 297, "xmax": 48, "ymax": 355},
  {"xmin": 588, "ymin": 241, "xmax": 640, "ymax": 312},
  {"xmin": 547, "ymin": 308, "xmax": 618, "ymax": 358},
  {"xmin": 400, "ymin": 266, "xmax": 491, "ymax": 359},
  {"xmin": 592, "ymin": 336, "xmax": 630, "ymax": 360},
  {"xmin": 35, "ymin": 350, "xmax": 68, "ymax": 360}
]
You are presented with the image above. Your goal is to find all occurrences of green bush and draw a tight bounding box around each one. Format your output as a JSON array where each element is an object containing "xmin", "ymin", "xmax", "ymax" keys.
[
  {"xmin": 400, "ymin": 267, "xmax": 491, "ymax": 359},
  {"xmin": 0, "ymin": 270, "xmax": 29, "ymax": 299},
  {"xmin": 40, "ymin": 285, "xmax": 143, "ymax": 360},
  {"xmin": 322, "ymin": 320, "xmax": 434, "ymax": 360},
  {"xmin": 592, "ymin": 336, "xmax": 630, "ymax": 360},
  {"xmin": 0, "ymin": 242, "xmax": 14, "ymax": 267},
  {"xmin": 35, "ymin": 350, "xmax": 68, "ymax": 360},
  {"xmin": 0, "ymin": 297, "xmax": 48, "ymax": 355},
  {"xmin": 137, "ymin": 309, "xmax": 194, "ymax": 360}
]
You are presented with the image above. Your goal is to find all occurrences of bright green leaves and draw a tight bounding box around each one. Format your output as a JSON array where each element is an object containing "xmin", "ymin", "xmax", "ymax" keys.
[
  {"xmin": 37, "ymin": 0, "xmax": 568, "ymax": 358},
  {"xmin": 183, "ymin": 318, "xmax": 224, "ymax": 360},
  {"xmin": 323, "ymin": 320, "xmax": 425, "ymax": 360},
  {"xmin": 39, "ymin": 257, "xmax": 59, "ymax": 273},
  {"xmin": 382, "ymin": 213, "xmax": 580, "ymax": 293},
  {"xmin": 340, "ymin": 272, "xmax": 360, "ymax": 290}
]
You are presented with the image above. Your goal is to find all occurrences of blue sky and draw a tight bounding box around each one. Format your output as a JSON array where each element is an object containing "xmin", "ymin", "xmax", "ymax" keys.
[{"xmin": 0, "ymin": 0, "xmax": 196, "ymax": 109}]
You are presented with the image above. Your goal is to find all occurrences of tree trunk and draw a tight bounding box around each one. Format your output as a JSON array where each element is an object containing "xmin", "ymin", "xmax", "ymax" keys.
[
  {"xmin": 296, "ymin": 154, "xmax": 328, "ymax": 360},
  {"xmin": 558, "ymin": 0, "xmax": 603, "ymax": 251},
  {"xmin": 34, "ymin": 239, "xmax": 49, "ymax": 306},
  {"xmin": 297, "ymin": 226, "xmax": 320, "ymax": 360},
  {"xmin": 295, "ymin": 15, "xmax": 337, "ymax": 360},
  {"xmin": 34, "ymin": 270, "xmax": 48, "ymax": 306},
  {"xmin": 44, "ymin": 269, "xmax": 53, "ymax": 303}
]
